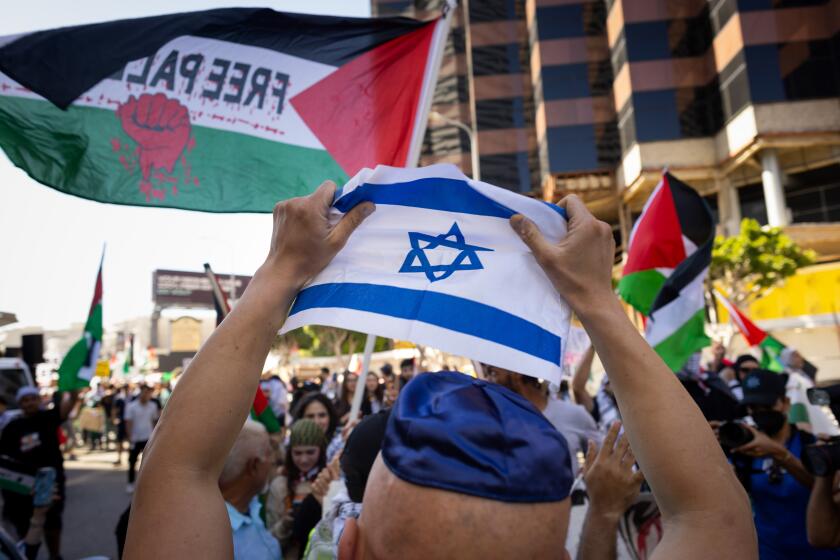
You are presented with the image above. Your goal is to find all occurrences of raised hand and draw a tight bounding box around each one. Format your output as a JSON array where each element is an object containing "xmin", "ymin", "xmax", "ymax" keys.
[
  {"xmin": 583, "ymin": 422, "xmax": 645, "ymax": 519},
  {"xmin": 264, "ymin": 180, "xmax": 375, "ymax": 289},
  {"xmin": 510, "ymin": 195, "xmax": 615, "ymax": 315}
]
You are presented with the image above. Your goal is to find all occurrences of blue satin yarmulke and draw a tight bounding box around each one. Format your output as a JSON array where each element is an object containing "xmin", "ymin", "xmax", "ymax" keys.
[{"xmin": 381, "ymin": 371, "xmax": 573, "ymax": 503}]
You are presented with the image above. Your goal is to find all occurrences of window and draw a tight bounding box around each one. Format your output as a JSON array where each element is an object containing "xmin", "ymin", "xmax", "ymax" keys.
[
  {"xmin": 624, "ymin": 21, "xmax": 671, "ymax": 61},
  {"xmin": 542, "ymin": 64, "xmax": 590, "ymax": 100},
  {"xmin": 633, "ymin": 90, "xmax": 681, "ymax": 142},
  {"xmin": 535, "ymin": 5, "xmax": 585, "ymax": 40},
  {"xmin": 546, "ymin": 124, "xmax": 600, "ymax": 172}
]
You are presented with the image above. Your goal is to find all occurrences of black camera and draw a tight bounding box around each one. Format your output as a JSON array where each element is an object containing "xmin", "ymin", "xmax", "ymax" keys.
[
  {"xmin": 803, "ymin": 436, "xmax": 840, "ymax": 477},
  {"xmin": 719, "ymin": 421, "xmax": 754, "ymax": 449}
]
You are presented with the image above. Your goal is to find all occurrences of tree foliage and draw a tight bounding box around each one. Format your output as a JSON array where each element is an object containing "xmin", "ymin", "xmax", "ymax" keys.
[
  {"xmin": 710, "ymin": 218, "xmax": 816, "ymax": 306},
  {"xmin": 272, "ymin": 326, "xmax": 392, "ymax": 368}
]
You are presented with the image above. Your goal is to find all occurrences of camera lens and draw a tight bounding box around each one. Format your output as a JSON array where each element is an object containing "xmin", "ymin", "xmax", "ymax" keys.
[{"xmin": 719, "ymin": 422, "xmax": 754, "ymax": 449}]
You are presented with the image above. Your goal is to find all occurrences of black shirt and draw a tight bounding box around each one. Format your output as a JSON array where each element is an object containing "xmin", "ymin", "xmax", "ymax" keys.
[{"xmin": 0, "ymin": 408, "xmax": 64, "ymax": 472}]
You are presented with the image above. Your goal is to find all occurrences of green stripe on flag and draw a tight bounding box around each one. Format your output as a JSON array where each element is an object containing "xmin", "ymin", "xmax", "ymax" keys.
[
  {"xmin": 759, "ymin": 335, "xmax": 786, "ymax": 373},
  {"xmin": 252, "ymin": 407, "xmax": 281, "ymax": 434},
  {"xmin": 0, "ymin": 96, "xmax": 348, "ymax": 212},
  {"xmin": 618, "ymin": 269, "xmax": 666, "ymax": 316},
  {"xmin": 58, "ymin": 302, "xmax": 102, "ymax": 391},
  {"xmin": 652, "ymin": 309, "xmax": 710, "ymax": 372}
]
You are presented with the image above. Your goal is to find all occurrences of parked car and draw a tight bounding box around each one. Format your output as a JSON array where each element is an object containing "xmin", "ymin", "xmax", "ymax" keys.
[{"xmin": 0, "ymin": 358, "xmax": 35, "ymax": 408}]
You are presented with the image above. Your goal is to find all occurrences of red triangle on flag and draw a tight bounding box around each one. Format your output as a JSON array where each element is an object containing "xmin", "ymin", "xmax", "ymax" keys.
[
  {"xmin": 290, "ymin": 21, "xmax": 437, "ymax": 176},
  {"xmin": 716, "ymin": 291, "xmax": 767, "ymax": 347},
  {"xmin": 623, "ymin": 174, "xmax": 687, "ymax": 275}
]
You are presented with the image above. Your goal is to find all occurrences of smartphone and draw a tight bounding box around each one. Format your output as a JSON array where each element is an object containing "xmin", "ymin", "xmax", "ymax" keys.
[{"xmin": 32, "ymin": 467, "xmax": 56, "ymax": 507}]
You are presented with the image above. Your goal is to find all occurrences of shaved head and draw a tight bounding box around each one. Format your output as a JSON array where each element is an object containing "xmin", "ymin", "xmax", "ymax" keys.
[{"xmin": 342, "ymin": 455, "xmax": 571, "ymax": 559}]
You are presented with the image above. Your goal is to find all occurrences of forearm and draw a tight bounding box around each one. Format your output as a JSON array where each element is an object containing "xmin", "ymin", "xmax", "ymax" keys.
[
  {"xmin": 808, "ymin": 477, "xmax": 840, "ymax": 547},
  {"xmin": 578, "ymin": 299, "xmax": 749, "ymax": 523},
  {"xmin": 142, "ymin": 265, "xmax": 300, "ymax": 476},
  {"xmin": 572, "ymin": 349, "xmax": 596, "ymax": 412},
  {"xmin": 59, "ymin": 391, "xmax": 78, "ymax": 421},
  {"xmin": 577, "ymin": 509, "xmax": 619, "ymax": 560},
  {"xmin": 125, "ymin": 421, "xmax": 133, "ymax": 442},
  {"xmin": 777, "ymin": 452, "xmax": 813, "ymax": 489}
]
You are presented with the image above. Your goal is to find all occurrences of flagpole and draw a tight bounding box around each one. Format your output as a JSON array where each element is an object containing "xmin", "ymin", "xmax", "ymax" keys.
[
  {"xmin": 404, "ymin": 0, "xmax": 457, "ymax": 168},
  {"xmin": 349, "ymin": 333, "xmax": 376, "ymax": 421},
  {"xmin": 353, "ymin": 1, "xmax": 456, "ymax": 412}
]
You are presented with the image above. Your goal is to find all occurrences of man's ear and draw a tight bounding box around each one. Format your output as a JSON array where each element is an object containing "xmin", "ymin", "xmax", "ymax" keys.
[
  {"xmin": 246, "ymin": 456, "xmax": 260, "ymax": 476},
  {"xmin": 338, "ymin": 517, "xmax": 359, "ymax": 560}
]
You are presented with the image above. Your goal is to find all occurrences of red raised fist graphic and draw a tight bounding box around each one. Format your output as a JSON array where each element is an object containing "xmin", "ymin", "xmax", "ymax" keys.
[{"xmin": 117, "ymin": 93, "xmax": 191, "ymax": 181}]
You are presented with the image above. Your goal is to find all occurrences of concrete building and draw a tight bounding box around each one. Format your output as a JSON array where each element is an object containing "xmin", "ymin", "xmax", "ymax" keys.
[
  {"xmin": 374, "ymin": 0, "xmax": 840, "ymax": 246},
  {"xmin": 373, "ymin": 0, "xmax": 840, "ymax": 378}
]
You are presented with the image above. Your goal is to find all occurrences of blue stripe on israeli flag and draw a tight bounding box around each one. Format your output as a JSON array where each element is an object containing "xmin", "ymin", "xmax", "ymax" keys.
[{"xmin": 282, "ymin": 164, "xmax": 571, "ymax": 382}]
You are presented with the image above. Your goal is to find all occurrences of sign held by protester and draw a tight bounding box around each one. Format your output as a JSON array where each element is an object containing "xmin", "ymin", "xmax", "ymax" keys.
[{"xmin": 282, "ymin": 164, "xmax": 572, "ymax": 383}]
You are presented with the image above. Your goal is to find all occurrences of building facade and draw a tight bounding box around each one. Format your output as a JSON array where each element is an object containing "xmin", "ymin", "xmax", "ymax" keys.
[{"xmin": 374, "ymin": 0, "xmax": 840, "ymax": 253}]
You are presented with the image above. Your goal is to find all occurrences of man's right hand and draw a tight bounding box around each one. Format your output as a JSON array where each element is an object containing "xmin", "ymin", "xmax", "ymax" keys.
[
  {"xmin": 510, "ymin": 195, "xmax": 615, "ymax": 315},
  {"xmin": 263, "ymin": 180, "xmax": 375, "ymax": 292}
]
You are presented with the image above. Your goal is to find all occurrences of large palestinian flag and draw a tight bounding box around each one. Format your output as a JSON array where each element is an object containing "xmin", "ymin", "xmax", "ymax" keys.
[
  {"xmin": 0, "ymin": 8, "xmax": 450, "ymax": 212},
  {"xmin": 714, "ymin": 290, "xmax": 785, "ymax": 372},
  {"xmin": 618, "ymin": 172, "xmax": 713, "ymax": 372}
]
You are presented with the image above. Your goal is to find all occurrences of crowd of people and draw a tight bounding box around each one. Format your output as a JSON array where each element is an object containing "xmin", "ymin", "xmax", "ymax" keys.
[{"xmin": 2, "ymin": 181, "xmax": 839, "ymax": 560}]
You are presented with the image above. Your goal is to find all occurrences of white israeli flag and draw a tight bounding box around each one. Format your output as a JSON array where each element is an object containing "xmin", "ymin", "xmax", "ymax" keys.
[{"xmin": 282, "ymin": 164, "xmax": 571, "ymax": 383}]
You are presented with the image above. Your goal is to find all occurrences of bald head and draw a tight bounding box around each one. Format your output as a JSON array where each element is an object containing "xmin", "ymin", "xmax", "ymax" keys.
[{"xmin": 341, "ymin": 455, "xmax": 570, "ymax": 559}]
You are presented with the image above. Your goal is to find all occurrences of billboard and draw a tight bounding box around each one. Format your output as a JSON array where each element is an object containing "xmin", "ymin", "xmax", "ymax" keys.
[{"xmin": 153, "ymin": 269, "xmax": 252, "ymax": 307}]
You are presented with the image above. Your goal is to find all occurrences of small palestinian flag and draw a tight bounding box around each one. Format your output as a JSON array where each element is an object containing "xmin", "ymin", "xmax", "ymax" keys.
[
  {"xmin": 204, "ymin": 263, "xmax": 231, "ymax": 327},
  {"xmin": 0, "ymin": 8, "xmax": 450, "ymax": 212},
  {"xmin": 123, "ymin": 332, "xmax": 135, "ymax": 373},
  {"xmin": 714, "ymin": 291, "xmax": 785, "ymax": 373},
  {"xmin": 618, "ymin": 172, "xmax": 713, "ymax": 372},
  {"xmin": 205, "ymin": 263, "xmax": 281, "ymax": 432},
  {"xmin": 58, "ymin": 252, "xmax": 104, "ymax": 391},
  {"xmin": 251, "ymin": 386, "xmax": 281, "ymax": 434}
]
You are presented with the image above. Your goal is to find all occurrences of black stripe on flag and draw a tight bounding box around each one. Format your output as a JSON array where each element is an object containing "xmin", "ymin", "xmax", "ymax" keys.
[
  {"xmin": 649, "ymin": 173, "xmax": 713, "ymax": 315},
  {"xmin": 0, "ymin": 8, "xmax": 427, "ymax": 109}
]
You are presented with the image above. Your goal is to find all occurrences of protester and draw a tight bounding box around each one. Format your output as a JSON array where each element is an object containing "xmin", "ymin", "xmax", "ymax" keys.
[
  {"xmin": 727, "ymin": 354, "xmax": 760, "ymax": 400},
  {"xmin": 398, "ymin": 358, "xmax": 415, "ymax": 381},
  {"xmin": 577, "ymin": 422, "xmax": 645, "ymax": 560},
  {"xmin": 0, "ymin": 394, "xmax": 21, "ymax": 432},
  {"xmin": 112, "ymin": 385, "xmax": 128, "ymax": 466},
  {"xmin": 706, "ymin": 339, "xmax": 732, "ymax": 375},
  {"xmin": 267, "ymin": 418, "xmax": 327, "ymax": 559},
  {"xmin": 79, "ymin": 395, "xmax": 106, "ymax": 451},
  {"xmin": 123, "ymin": 385, "xmax": 159, "ymax": 493},
  {"xmin": 220, "ymin": 419, "xmax": 280, "ymax": 560},
  {"xmin": 303, "ymin": 410, "xmax": 390, "ymax": 560},
  {"xmin": 487, "ymin": 365, "xmax": 602, "ymax": 474},
  {"xmin": 807, "ymin": 462, "xmax": 840, "ymax": 548},
  {"xmin": 333, "ymin": 373, "xmax": 369, "ymax": 424},
  {"xmin": 572, "ymin": 345, "xmax": 620, "ymax": 430},
  {"xmin": 0, "ymin": 386, "xmax": 78, "ymax": 560},
  {"xmin": 726, "ymin": 370, "xmax": 839, "ymax": 559},
  {"xmin": 293, "ymin": 392, "xmax": 343, "ymax": 462},
  {"xmin": 383, "ymin": 375, "xmax": 404, "ymax": 409},
  {"xmin": 124, "ymin": 186, "xmax": 755, "ymax": 558},
  {"xmin": 261, "ymin": 375, "xmax": 289, "ymax": 426},
  {"xmin": 782, "ymin": 353, "xmax": 838, "ymax": 435},
  {"xmin": 364, "ymin": 372, "xmax": 384, "ymax": 414}
]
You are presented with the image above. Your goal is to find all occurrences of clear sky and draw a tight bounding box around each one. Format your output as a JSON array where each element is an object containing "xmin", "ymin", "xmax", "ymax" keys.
[{"xmin": 0, "ymin": 0, "xmax": 369, "ymax": 330}]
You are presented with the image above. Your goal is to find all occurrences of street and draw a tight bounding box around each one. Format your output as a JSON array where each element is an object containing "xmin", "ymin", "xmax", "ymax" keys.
[{"xmin": 62, "ymin": 449, "xmax": 130, "ymax": 560}]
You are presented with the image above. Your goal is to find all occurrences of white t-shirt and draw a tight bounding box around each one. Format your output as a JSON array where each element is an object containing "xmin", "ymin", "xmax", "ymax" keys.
[
  {"xmin": 124, "ymin": 399, "xmax": 160, "ymax": 443},
  {"xmin": 542, "ymin": 398, "xmax": 603, "ymax": 475}
]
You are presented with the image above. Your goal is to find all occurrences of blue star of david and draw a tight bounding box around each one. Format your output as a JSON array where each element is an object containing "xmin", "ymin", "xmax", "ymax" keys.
[{"xmin": 398, "ymin": 222, "xmax": 493, "ymax": 282}]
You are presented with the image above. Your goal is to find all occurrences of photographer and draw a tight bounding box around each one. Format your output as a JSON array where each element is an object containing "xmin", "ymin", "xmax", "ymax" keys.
[
  {"xmin": 807, "ymin": 440, "xmax": 840, "ymax": 548},
  {"xmin": 729, "ymin": 370, "xmax": 840, "ymax": 558}
]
